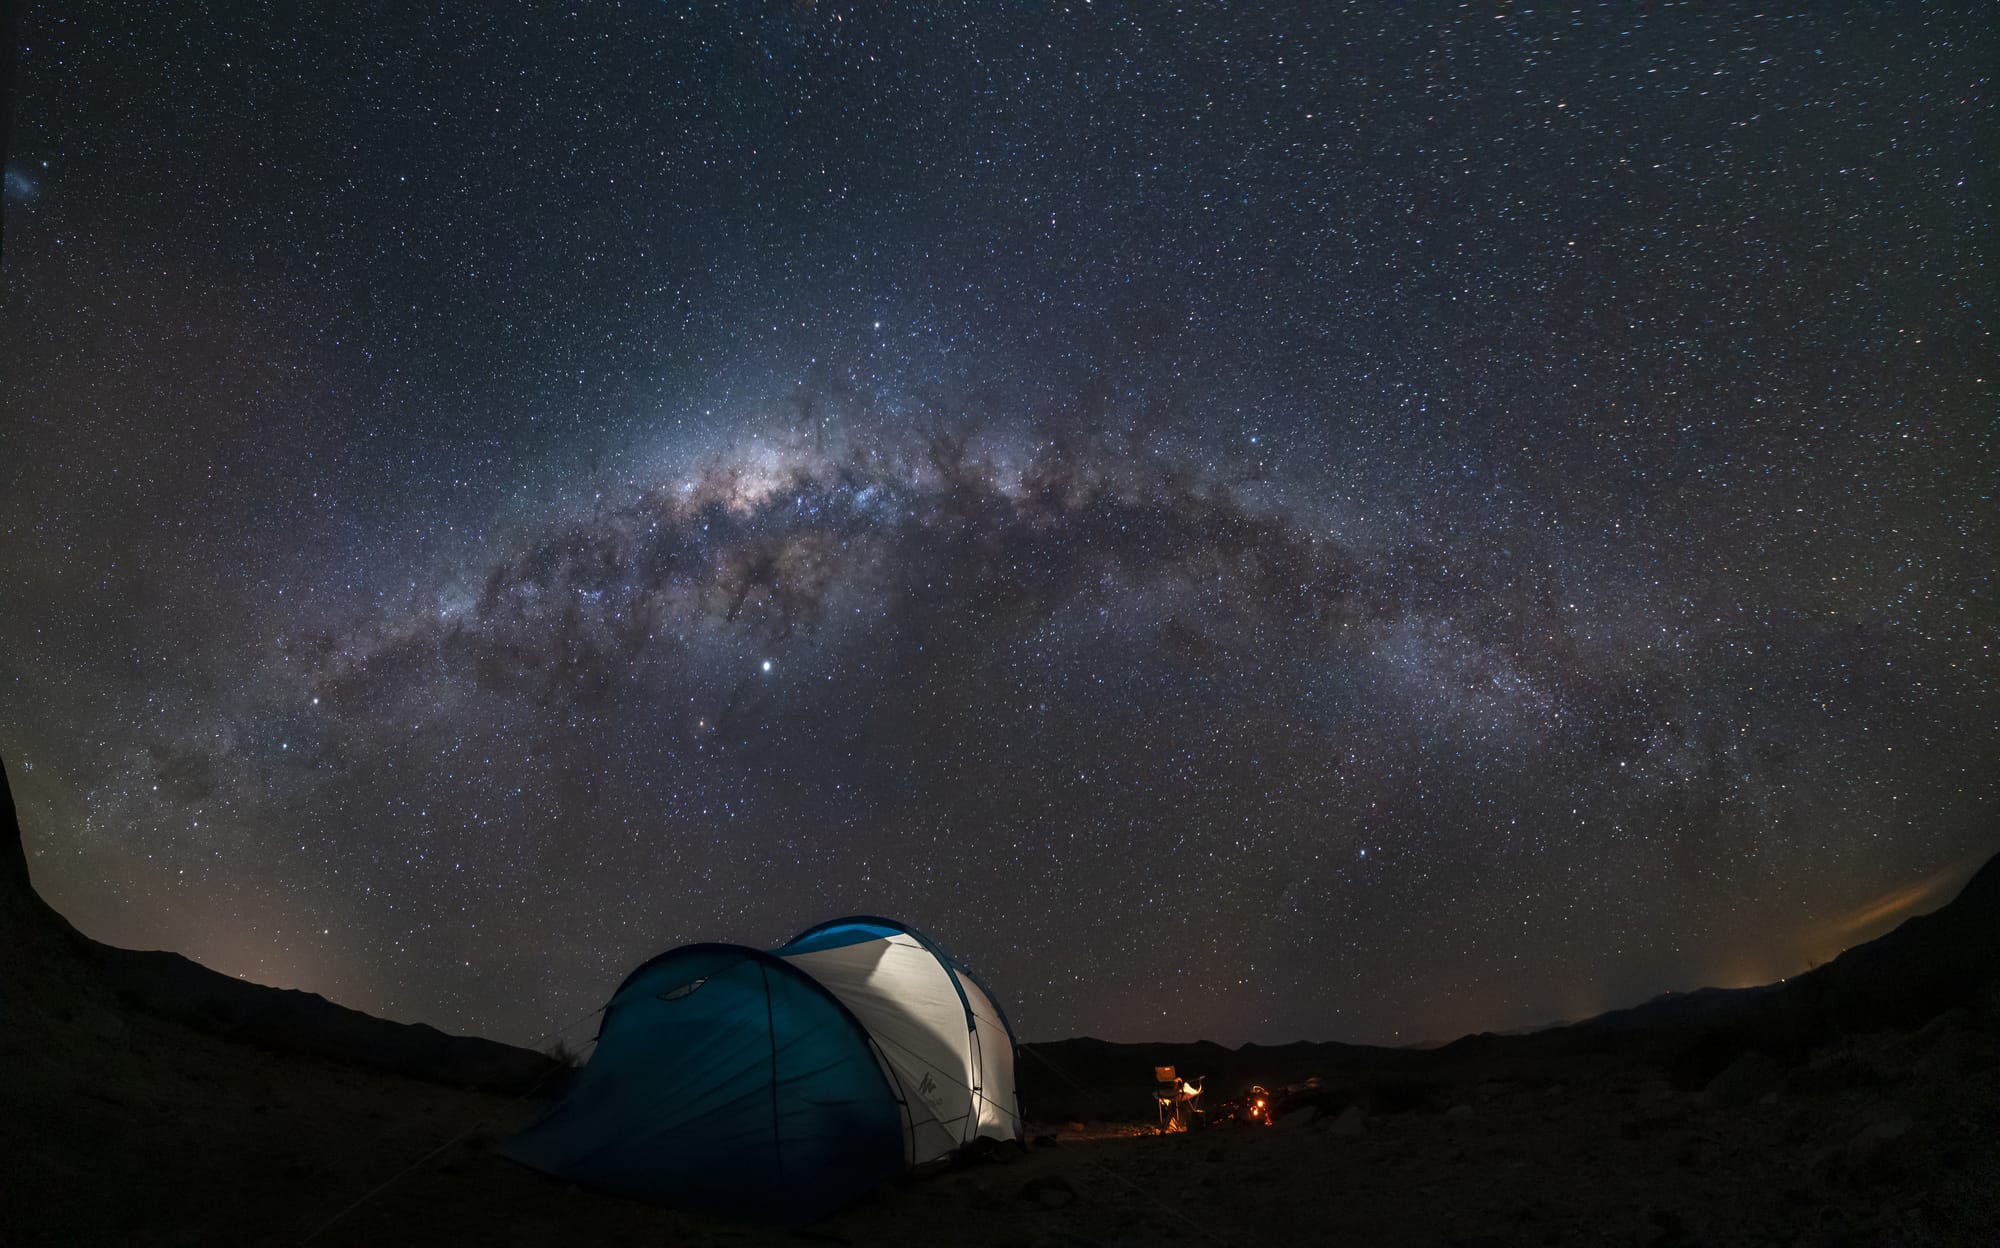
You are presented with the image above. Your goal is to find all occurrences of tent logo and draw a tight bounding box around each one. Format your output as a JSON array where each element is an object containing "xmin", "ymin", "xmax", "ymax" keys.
[{"xmin": 915, "ymin": 1071, "xmax": 947, "ymax": 1114}]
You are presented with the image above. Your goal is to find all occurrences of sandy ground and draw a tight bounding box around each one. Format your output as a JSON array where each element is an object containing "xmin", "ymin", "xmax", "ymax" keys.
[{"xmin": 6, "ymin": 992, "xmax": 1997, "ymax": 1247}]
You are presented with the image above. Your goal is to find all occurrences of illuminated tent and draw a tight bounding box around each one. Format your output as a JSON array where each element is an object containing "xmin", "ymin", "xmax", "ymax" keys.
[{"xmin": 501, "ymin": 917, "xmax": 1021, "ymax": 1222}]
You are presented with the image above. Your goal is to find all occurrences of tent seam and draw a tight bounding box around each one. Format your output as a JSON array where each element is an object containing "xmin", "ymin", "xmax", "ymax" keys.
[{"xmin": 761, "ymin": 962, "xmax": 784, "ymax": 1190}]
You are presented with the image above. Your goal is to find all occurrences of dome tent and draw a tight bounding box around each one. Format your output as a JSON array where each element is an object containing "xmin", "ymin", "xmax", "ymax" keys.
[
  {"xmin": 501, "ymin": 917, "xmax": 1022, "ymax": 1222},
  {"xmin": 775, "ymin": 917, "xmax": 1021, "ymax": 1161}
]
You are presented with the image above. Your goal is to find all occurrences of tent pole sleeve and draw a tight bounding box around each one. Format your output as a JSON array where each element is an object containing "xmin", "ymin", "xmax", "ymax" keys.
[{"xmin": 762, "ymin": 963, "xmax": 784, "ymax": 1186}]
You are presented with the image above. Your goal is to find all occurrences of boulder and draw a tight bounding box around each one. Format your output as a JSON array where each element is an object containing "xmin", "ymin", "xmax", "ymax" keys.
[
  {"xmin": 72, "ymin": 1004, "xmax": 130, "ymax": 1047},
  {"xmin": 1811, "ymin": 1106, "xmax": 1915, "ymax": 1187},
  {"xmin": 1634, "ymin": 1077, "xmax": 1676, "ymax": 1110},
  {"xmin": 1910, "ymin": 1008, "xmax": 2000, "ymax": 1080},
  {"xmin": 1327, "ymin": 1104, "xmax": 1368, "ymax": 1136},
  {"xmin": 1018, "ymin": 1174, "xmax": 1077, "ymax": 1209},
  {"xmin": 1917, "ymin": 1006, "xmax": 1976, "ymax": 1039},
  {"xmin": 1702, "ymin": 1050, "xmax": 1783, "ymax": 1109},
  {"xmin": 1979, "ymin": 979, "xmax": 2000, "ymax": 1030}
]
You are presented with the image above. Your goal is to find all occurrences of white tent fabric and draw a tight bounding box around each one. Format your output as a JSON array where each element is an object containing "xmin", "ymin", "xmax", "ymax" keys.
[
  {"xmin": 959, "ymin": 974, "xmax": 1019, "ymax": 1141},
  {"xmin": 778, "ymin": 933, "xmax": 981, "ymax": 1165}
]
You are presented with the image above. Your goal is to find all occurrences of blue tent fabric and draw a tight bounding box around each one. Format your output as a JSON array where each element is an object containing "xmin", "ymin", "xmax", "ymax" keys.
[
  {"xmin": 776, "ymin": 917, "xmax": 906, "ymax": 956},
  {"xmin": 501, "ymin": 944, "xmax": 905, "ymax": 1223}
]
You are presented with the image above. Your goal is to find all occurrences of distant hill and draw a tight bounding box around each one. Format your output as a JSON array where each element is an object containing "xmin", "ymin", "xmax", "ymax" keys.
[
  {"xmin": 7, "ymin": 749, "xmax": 1995, "ymax": 1114},
  {"xmin": 1020, "ymin": 845, "xmax": 2000, "ymax": 1120},
  {"xmin": 0, "ymin": 755, "xmax": 552, "ymax": 1094}
]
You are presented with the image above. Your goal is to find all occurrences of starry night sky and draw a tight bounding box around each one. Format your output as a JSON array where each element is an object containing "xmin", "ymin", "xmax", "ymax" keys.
[{"xmin": 2, "ymin": 3, "xmax": 1995, "ymax": 1050}]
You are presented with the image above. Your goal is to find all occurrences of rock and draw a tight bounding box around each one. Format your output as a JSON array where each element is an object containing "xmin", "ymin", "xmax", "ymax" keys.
[
  {"xmin": 1019, "ymin": 1174, "xmax": 1077, "ymax": 1209},
  {"xmin": 1029, "ymin": 1228, "xmax": 1103, "ymax": 1248},
  {"xmin": 1912, "ymin": 1014, "xmax": 2000, "ymax": 1080},
  {"xmin": 1445, "ymin": 1103, "xmax": 1475, "ymax": 1121},
  {"xmin": 24, "ymin": 1149, "xmax": 78, "ymax": 1181},
  {"xmin": 959, "ymin": 1135, "xmax": 1023, "ymax": 1165},
  {"xmin": 1916, "ymin": 1006, "xmax": 1976, "ymax": 1042},
  {"xmin": 1977, "ymin": 979, "xmax": 2000, "ymax": 1030},
  {"xmin": 1635, "ymin": 1077, "xmax": 1676, "ymax": 1109},
  {"xmin": 1327, "ymin": 1104, "xmax": 1368, "ymax": 1136},
  {"xmin": 1849, "ymin": 1111, "xmax": 1914, "ymax": 1149},
  {"xmin": 1276, "ymin": 1106, "xmax": 1317, "ymax": 1130},
  {"xmin": 1673, "ymin": 1134, "xmax": 1721, "ymax": 1172},
  {"xmin": 1703, "ymin": 1051, "xmax": 1783, "ymax": 1109},
  {"xmin": 1795, "ymin": 1048, "xmax": 1887, "ymax": 1094},
  {"xmin": 1636, "ymin": 1209, "xmax": 1685, "ymax": 1247},
  {"xmin": 1812, "ymin": 1108, "xmax": 1916, "ymax": 1187},
  {"xmin": 72, "ymin": 1004, "xmax": 129, "ymax": 1046}
]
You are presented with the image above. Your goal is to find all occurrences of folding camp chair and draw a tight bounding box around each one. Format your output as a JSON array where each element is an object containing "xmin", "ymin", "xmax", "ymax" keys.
[{"xmin": 1154, "ymin": 1066, "xmax": 1204, "ymax": 1132}]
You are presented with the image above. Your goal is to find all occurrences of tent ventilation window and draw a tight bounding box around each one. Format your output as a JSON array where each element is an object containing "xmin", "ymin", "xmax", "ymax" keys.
[{"xmin": 658, "ymin": 977, "xmax": 709, "ymax": 1001}]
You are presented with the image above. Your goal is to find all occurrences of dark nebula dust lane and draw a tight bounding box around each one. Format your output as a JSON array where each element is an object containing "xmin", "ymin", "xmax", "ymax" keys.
[{"xmin": 1, "ymin": 3, "xmax": 1994, "ymax": 1049}]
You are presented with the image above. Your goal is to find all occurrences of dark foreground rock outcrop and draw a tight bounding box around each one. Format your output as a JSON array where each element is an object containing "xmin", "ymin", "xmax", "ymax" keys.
[{"xmin": 0, "ymin": 755, "xmax": 552, "ymax": 1094}]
